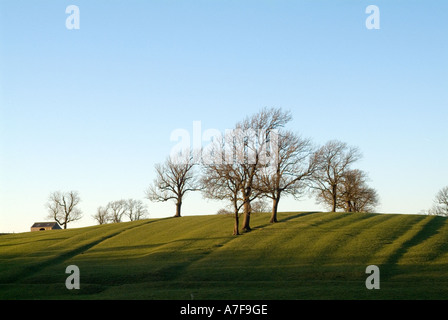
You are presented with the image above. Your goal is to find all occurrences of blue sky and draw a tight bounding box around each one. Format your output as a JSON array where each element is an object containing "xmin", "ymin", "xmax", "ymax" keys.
[{"xmin": 1, "ymin": 0, "xmax": 447, "ymax": 233}]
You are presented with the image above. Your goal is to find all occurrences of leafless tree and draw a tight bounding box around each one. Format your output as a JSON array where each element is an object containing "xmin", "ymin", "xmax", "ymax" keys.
[
  {"xmin": 216, "ymin": 208, "xmax": 233, "ymax": 215},
  {"xmin": 201, "ymin": 150, "xmax": 244, "ymax": 234},
  {"xmin": 146, "ymin": 152, "xmax": 200, "ymax": 217},
  {"xmin": 434, "ymin": 186, "xmax": 448, "ymax": 215},
  {"xmin": 251, "ymin": 199, "xmax": 270, "ymax": 213},
  {"xmin": 312, "ymin": 140, "xmax": 362, "ymax": 212},
  {"xmin": 337, "ymin": 169, "xmax": 379, "ymax": 212},
  {"xmin": 46, "ymin": 191, "xmax": 82, "ymax": 229},
  {"xmin": 93, "ymin": 199, "xmax": 149, "ymax": 225},
  {"xmin": 201, "ymin": 107, "xmax": 292, "ymax": 233},
  {"xmin": 93, "ymin": 206, "xmax": 109, "ymax": 225},
  {"xmin": 428, "ymin": 186, "xmax": 448, "ymax": 216},
  {"xmin": 233, "ymin": 107, "xmax": 292, "ymax": 231},
  {"xmin": 107, "ymin": 200, "xmax": 127, "ymax": 223},
  {"xmin": 257, "ymin": 130, "xmax": 318, "ymax": 223},
  {"xmin": 126, "ymin": 199, "xmax": 148, "ymax": 221}
]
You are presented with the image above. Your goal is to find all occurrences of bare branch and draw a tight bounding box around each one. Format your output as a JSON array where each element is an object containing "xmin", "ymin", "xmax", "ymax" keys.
[
  {"xmin": 256, "ymin": 130, "xmax": 317, "ymax": 222},
  {"xmin": 337, "ymin": 169, "xmax": 379, "ymax": 212},
  {"xmin": 45, "ymin": 190, "xmax": 82, "ymax": 229},
  {"xmin": 429, "ymin": 186, "xmax": 448, "ymax": 216},
  {"xmin": 146, "ymin": 151, "xmax": 200, "ymax": 217},
  {"xmin": 106, "ymin": 200, "xmax": 127, "ymax": 223},
  {"xmin": 126, "ymin": 199, "xmax": 149, "ymax": 221},
  {"xmin": 311, "ymin": 140, "xmax": 362, "ymax": 212}
]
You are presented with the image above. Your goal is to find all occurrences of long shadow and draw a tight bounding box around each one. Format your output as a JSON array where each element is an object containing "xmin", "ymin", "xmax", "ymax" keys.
[
  {"xmin": 383, "ymin": 215, "xmax": 445, "ymax": 276},
  {"xmin": 279, "ymin": 211, "xmax": 322, "ymax": 223},
  {"xmin": 87, "ymin": 236, "xmax": 235, "ymax": 255},
  {"xmin": 250, "ymin": 211, "xmax": 323, "ymax": 231},
  {"xmin": 144, "ymin": 215, "xmax": 325, "ymax": 282},
  {"xmin": 4, "ymin": 219, "xmax": 160, "ymax": 284},
  {"xmin": 0, "ymin": 237, "xmax": 69, "ymax": 249}
]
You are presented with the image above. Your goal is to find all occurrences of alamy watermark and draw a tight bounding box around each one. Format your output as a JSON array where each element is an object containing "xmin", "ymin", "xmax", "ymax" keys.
[
  {"xmin": 64, "ymin": 263, "xmax": 380, "ymax": 291},
  {"xmin": 66, "ymin": 5, "xmax": 80, "ymax": 30},
  {"xmin": 169, "ymin": 121, "xmax": 280, "ymax": 166},
  {"xmin": 65, "ymin": 265, "xmax": 80, "ymax": 290},
  {"xmin": 365, "ymin": 265, "xmax": 380, "ymax": 289},
  {"xmin": 64, "ymin": 4, "xmax": 379, "ymax": 31},
  {"xmin": 365, "ymin": 5, "xmax": 380, "ymax": 30}
]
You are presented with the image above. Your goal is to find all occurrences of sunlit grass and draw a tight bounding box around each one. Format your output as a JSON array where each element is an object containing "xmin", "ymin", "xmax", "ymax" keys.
[{"xmin": 1, "ymin": 212, "xmax": 448, "ymax": 299}]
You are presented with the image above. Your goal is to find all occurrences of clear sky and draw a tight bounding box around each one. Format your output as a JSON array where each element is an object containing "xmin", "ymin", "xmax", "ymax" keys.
[{"xmin": 1, "ymin": 0, "xmax": 447, "ymax": 233}]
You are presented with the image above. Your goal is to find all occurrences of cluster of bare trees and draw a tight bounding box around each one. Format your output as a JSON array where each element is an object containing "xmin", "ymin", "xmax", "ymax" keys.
[
  {"xmin": 44, "ymin": 108, "xmax": 379, "ymax": 233},
  {"xmin": 312, "ymin": 141, "xmax": 379, "ymax": 213},
  {"xmin": 93, "ymin": 199, "xmax": 148, "ymax": 224},
  {"xmin": 146, "ymin": 107, "xmax": 380, "ymax": 235},
  {"xmin": 45, "ymin": 192, "xmax": 148, "ymax": 228},
  {"xmin": 41, "ymin": 108, "xmax": 446, "ymax": 233}
]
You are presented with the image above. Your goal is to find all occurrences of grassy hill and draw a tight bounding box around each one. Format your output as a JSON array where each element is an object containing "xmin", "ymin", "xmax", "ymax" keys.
[{"xmin": 1, "ymin": 211, "xmax": 448, "ymax": 300}]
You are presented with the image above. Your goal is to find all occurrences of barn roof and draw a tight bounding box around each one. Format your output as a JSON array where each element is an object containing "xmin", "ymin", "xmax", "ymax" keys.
[{"xmin": 31, "ymin": 222, "xmax": 61, "ymax": 228}]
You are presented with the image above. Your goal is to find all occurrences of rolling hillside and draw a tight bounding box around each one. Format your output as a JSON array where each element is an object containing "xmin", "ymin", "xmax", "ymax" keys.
[{"xmin": 1, "ymin": 212, "xmax": 448, "ymax": 299}]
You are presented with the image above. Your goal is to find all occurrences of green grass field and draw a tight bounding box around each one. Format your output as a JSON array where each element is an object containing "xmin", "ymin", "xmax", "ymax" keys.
[{"xmin": 1, "ymin": 212, "xmax": 448, "ymax": 300}]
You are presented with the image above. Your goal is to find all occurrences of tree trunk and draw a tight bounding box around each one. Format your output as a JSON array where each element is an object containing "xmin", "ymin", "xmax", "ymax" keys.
[
  {"xmin": 174, "ymin": 200, "xmax": 182, "ymax": 217},
  {"xmin": 270, "ymin": 196, "xmax": 280, "ymax": 223},
  {"xmin": 232, "ymin": 199, "xmax": 240, "ymax": 235},
  {"xmin": 63, "ymin": 214, "xmax": 68, "ymax": 229},
  {"xmin": 241, "ymin": 186, "xmax": 252, "ymax": 232},
  {"xmin": 332, "ymin": 185, "xmax": 337, "ymax": 212},
  {"xmin": 233, "ymin": 211, "xmax": 240, "ymax": 235},
  {"xmin": 241, "ymin": 199, "xmax": 251, "ymax": 232}
]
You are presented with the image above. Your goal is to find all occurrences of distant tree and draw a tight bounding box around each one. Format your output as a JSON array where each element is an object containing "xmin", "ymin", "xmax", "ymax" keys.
[
  {"xmin": 428, "ymin": 186, "xmax": 448, "ymax": 216},
  {"xmin": 107, "ymin": 200, "xmax": 127, "ymax": 223},
  {"xmin": 312, "ymin": 140, "xmax": 362, "ymax": 212},
  {"xmin": 126, "ymin": 199, "xmax": 148, "ymax": 221},
  {"xmin": 337, "ymin": 169, "xmax": 379, "ymax": 213},
  {"xmin": 93, "ymin": 206, "xmax": 109, "ymax": 225},
  {"xmin": 146, "ymin": 152, "xmax": 200, "ymax": 217},
  {"xmin": 216, "ymin": 208, "xmax": 233, "ymax": 215},
  {"xmin": 93, "ymin": 199, "xmax": 148, "ymax": 225},
  {"xmin": 434, "ymin": 186, "xmax": 448, "ymax": 215},
  {"xmin": 46, "ymin": 191, "xmax": 82, "ymax": 229},
  {"xmin": 251, "ymin": 199, "xmax": 269, "ymax": 213},
  {"xmin": 257, "ymin": 130, "xmax": 317, "ymax": 223}
]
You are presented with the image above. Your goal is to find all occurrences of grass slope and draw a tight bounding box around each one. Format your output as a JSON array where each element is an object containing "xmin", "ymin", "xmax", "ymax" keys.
[{"xmin": 1, "ymin": 212, "xmax": 448, "ymax": 299}]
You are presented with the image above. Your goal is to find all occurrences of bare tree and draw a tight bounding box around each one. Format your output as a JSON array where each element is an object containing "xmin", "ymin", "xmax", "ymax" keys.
[
  {"xmin": 216, "ymin": 208, "xmax": 233, "ymax": 215},
  {"xmin": 251, "ymin": 199, "xmax": 269, "ymax": 213},
  {"xmin": 428, "ymin": 186, "xmax": 448, "ymax": 216},
  {"xmin": 434, "ymin": 186, "xmax": 448, "ymax": 216},
  {"xmin": 146, "ymin": 152, "xmax": 200, "ymax": 217},
  {"xmin": 257, "ymin": 130, "xmax": 317, "ymax": 223},
  {"xmin": 93, "ymin": 199, "xmax": 149, "ymax": 225},
  {"xmin": 107, "ymin": 200, "xmax": 127, "ymax": 223},
  {"xmin": 46, "ymin": 191, "xmax": 82, "ymax": 229},
  {"xmin": 337, "ymin": 169, "xmax": 379, "ymax": 213},
  {"xmin": 93, "ymin": 206, "xmax": 109, "ymax": 225},
  {"xmin": 312, "ymin": 140, "xmax": 362, "ymax": 212},
  {"xmin": 201, "ymin": 144, "xmax": 244, "ymax": 234},
  {"xmin": 201, "ymin": 107, "xmax": 294, "ymax": 232},
  {"xmin": 201, "ymin": 107, "xmax": 292, "ymax": 233},
  {"xmin": 126, "ymin": 199, "xmax": 148, "ymax": 221},
  {"xmin": 234, "ymin": 107, "xmax": 292, "ymax": 231}
]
